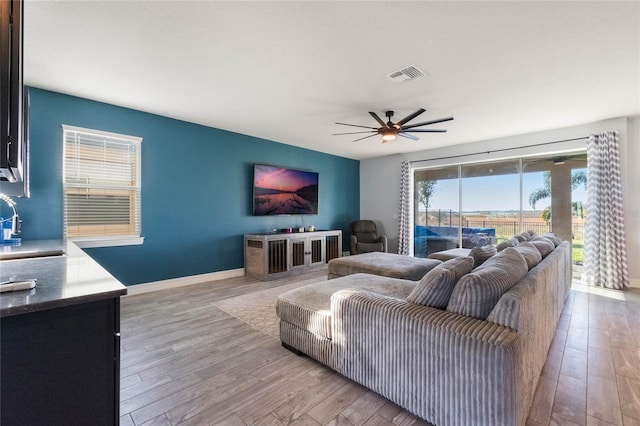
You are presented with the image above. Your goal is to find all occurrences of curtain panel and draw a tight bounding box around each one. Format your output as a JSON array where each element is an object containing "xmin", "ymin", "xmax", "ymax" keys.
[
  {"xmin": 583, "ymin": 130, "xmax": 629, "ymax": 290},
  {"xmin": 398, "ymin": 160, "xmax": 411, "ymax": 255}
]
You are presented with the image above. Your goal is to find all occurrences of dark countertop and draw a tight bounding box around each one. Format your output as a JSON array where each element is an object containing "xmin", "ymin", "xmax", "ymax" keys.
[{"xmin": 0, "ymin": 239, "xmax": 127, "ymax": 317}]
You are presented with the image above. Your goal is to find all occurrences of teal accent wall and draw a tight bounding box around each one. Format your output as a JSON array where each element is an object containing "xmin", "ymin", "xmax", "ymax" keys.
[{"xmin": 16, "ymin": 88, "xmax": 360, "ymax": 285}]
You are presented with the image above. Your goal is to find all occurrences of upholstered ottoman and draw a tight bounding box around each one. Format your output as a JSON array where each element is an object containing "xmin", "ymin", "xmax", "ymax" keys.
[
  {"xmin": 427, "ymin": 248, "xmax": 471, "ymax": 261},
  {"xmin": 428, "ymin": 245, "xmax": 498, "ymax": 269},
  {"xmin": 327, "ymin": 252, "xmax": 441, "ymax": 280}
]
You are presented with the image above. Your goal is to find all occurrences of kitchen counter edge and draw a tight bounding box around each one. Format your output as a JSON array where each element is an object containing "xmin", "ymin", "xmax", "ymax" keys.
[{"xmin": 0, "ymin": 240, "xmax": 127, "ymax": 317}]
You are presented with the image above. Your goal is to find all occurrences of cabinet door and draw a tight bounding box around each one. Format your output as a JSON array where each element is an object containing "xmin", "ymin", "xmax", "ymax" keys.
[
  {"xmin": 289, "ymin": 238, "xmax": 307, "ymax": 270},
  {"xmin": 267, "ymin": 239, "xmax": 288, "ymax": 275},
  {"xmin": 0, "ymin": 298, "xmax": 119, "ymax": 425},
  {"xmin": 325, "ymin": 233, "xmax": 341, "ymax": 262},
  {"xmin": 309, "ymin": 236, "xmax": 325, "ymax": 265}
]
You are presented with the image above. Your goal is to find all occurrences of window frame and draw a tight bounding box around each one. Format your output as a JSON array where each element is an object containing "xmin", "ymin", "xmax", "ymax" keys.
[{"xmin": 62, "ymin": 125, "xmax": 144, "ymax": 248}]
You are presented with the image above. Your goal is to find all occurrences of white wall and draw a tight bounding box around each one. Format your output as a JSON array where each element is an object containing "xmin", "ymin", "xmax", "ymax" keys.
[
  {"xmin": 623, "ymin": 116, "xmax": 640, "ymax": 287},
  {"xmin": 360, "ymin": 116, "xmax": 640, "ymax": 286}
]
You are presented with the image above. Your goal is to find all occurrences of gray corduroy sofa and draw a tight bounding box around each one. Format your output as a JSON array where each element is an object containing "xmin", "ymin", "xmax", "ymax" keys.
[{"xmin": 276, "ymin": 238, "xmax": 571, "ymax": 426}]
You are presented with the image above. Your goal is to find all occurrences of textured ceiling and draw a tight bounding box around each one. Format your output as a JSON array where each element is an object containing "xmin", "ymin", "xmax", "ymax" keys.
[{"xmin": 23, "ymin": 1, "xmax": 640, "ymax": 160}]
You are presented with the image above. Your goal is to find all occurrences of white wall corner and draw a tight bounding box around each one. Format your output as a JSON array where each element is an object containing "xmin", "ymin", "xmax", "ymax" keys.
[
  {"xmin": 125, "ymin": 268, "xmax": 245, "ymax": 296},
  {"xmin": 630, "ymin": 278, "xmax": 640, "ymax": 289}
]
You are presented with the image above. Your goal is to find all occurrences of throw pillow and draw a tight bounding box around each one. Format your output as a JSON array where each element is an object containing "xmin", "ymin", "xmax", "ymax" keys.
[
  {"xmin": 513, "ymin": 234, "xmax": 527, "ymax": 243},
  {"xmin": 496, "ymin": 237, "xmax": 519, "ymax": 252},
  {"xmin": 529, "ymin": 238, "xmax": 555, "ymax": 258},
  {"xmin": 407, "ymin": 256, "xmax": 474, "ymax": 309},
  {"xmin": 469, "ymin": 245, "xmax": 498, "ymax": 269},
  {"xmin": 446, "ymin": 247, "xmax": 528, "ymax": 320},
  {"xmin": 514, "ymin": 241, "xmax": 543, "ymax": 269}
]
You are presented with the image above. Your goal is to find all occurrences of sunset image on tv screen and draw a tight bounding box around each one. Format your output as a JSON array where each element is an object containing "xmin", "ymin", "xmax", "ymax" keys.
[{"xmin": 253, "ymin": 164, "xmax": 319, "ymax": 215}]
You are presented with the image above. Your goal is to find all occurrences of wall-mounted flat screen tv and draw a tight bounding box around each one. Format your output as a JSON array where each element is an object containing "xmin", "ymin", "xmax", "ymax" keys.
[{"xmin": 253, "ymin": 164, "xmax": 319, "ymax": 215}]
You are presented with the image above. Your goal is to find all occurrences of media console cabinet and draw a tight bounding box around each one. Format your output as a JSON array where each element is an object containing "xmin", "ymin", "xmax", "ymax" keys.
[{"xmin": 244, "ymin": 230, "xmax": 342, "ymax": 280}]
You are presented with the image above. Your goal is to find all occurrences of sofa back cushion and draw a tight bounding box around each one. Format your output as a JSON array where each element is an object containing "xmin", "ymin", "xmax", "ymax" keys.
[
  {"xmin": 496, "ymin": 237, "xmax": 519, "ymax": 252},
  {"xmin": 469, "ymin": 245, "xmax": 497, "ymax": 268},
  {"xmin": 407, "ymin": 256, "xmax": 474, "ymax": 309},
  {"xmin": 514, "ymin": 241, "xmax": 543, "ymax": 270},
  {"xmin": 446, "ymin": 247, "xmax": 528, "ymax": 320},
  {"xmin": 513, "ymin": 234, "xmax": 527, "ymax": 243},
  {"xmin": 530, "ymin": 237, "xmax": 555, "ymax": 258},
  {"xmin": 542, "ymin": 233, "xmax": 562, "ymax": 247},
  {"xmin": 518, "ymin": 232, "xmax": 532, "ymax": 241}
]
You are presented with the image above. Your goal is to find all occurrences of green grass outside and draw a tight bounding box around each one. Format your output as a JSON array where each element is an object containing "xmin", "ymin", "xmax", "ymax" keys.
[{"xmin": 572, "ymin": 240, "xmax": 584, "ymax": 264}]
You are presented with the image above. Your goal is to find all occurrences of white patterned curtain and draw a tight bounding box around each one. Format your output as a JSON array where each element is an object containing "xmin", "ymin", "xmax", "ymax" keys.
[
  {"xmin": 583, "ymin": 131, "xmax": 629, "ymax": 289},
  {"xmin": 398, "ymin": 160, "xmax": 411, "ymax": 255}
]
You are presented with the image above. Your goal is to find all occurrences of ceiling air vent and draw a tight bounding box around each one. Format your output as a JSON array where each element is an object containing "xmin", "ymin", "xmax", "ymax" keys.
[{"xmin": 386, "ymin": 64, "xmax": 426, "ymax": 83}]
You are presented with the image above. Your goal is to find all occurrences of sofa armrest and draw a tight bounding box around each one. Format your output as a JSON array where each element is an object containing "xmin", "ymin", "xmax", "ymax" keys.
[{"xmin": 330, "ymin": 289, "xmax": 522, "ymax": 426}]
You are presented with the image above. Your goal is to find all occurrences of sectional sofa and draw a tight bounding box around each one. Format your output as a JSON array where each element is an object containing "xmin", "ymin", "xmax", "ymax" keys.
[{"xmin": 276, "ymin": 234, "xmax": 571, "ymax": 426}]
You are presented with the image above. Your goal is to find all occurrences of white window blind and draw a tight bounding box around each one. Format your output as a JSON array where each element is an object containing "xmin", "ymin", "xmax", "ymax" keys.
[{"xmin": 63, "ymin": 125, "xmax": 142, "ymax": 242}]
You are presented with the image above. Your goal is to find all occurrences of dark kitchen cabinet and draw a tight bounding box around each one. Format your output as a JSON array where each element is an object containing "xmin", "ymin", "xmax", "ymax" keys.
[{"xmin": 1, "ymin": 298, "xmax": 121, "ymax": 425}]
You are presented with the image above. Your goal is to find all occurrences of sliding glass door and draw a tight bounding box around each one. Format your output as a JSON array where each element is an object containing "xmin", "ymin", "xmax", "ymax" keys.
[
  {"xmin": 413, "ymin": 166, "xmax": 459, "ymax": 258},
  {"xmin": 522, "ymin": 157, "xmax": 554, "ymax": 236},
  {"xmin": 412, "ymin": 153, "xmax": 587, "ymax": 266},
  {"xmin": 461, "ymin": 160, "xmax": 520, "ymax": 245}
]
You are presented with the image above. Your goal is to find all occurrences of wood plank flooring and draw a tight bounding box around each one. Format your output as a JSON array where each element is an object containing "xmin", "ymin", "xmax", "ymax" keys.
[{"xmin": 120, "ymin": 268, "xmax": 640, "ymax": 426}]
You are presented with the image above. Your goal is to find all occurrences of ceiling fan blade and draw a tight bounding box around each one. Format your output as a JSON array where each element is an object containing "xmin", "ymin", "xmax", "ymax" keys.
[
  {"xmin": 335, "ymin": 122, "xmax": 379, "ymax": 130},
  {"xmin": 402, "ymin": 117, "xmax": 454, "ymax": 130},
  {"xmin": 396, "ymin": 108, "xmax": 426, "ymax": 126},
  {"xmin": 352, "ymin": 134, "xmax": 379, "ymax": 142},
  {"xmin": 333, "ymin": 131, "xmax": 377, "ymax": 135},
  {"xmin": 404, "ymin": 129, "xmax": 447, "ymax": 133},
  {"xmin": 398, "ymin": 132, "xmax": 419, "ymax": 141},
  {"xmin": 368, "ymin": 112, "xmax": 388, "ymax": 128}
]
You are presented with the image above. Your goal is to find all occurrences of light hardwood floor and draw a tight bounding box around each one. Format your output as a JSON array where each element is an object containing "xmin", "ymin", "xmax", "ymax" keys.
[{"xmin": 119, "ymin": 268, "xmax": 640, "ymax": 426}]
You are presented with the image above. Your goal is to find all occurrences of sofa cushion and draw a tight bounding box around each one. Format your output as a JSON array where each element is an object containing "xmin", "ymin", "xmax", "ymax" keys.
[
  {"xmin": 446, "ymin": 247, "xmax": 528, "ymax": 320},
  {"xmin": 514, "ymin": 241, "xmax": 543, "ymax": 269},
  {"xmin": 496, "ymin": 237, "xmax": 519, "ymax": 252},
  {"xmin": 513, "ymin": 234, "xmax": 527, "ymax": 243},
  {"xmin": 542, "ymin": 233, "xmax": 562, "ymax": 247},
  {"xmin": 277, "ymin": 274, "xmax": 416, "ymax": 339},
  {"xmin": 518, "ymin": 232, "xmax": 532, "ymax": 241},
  {"xmin": 469, "ymin": 245, "xmax": 498, "ymax": 268},
  {"xmin": 406, "ymin": 256, "xmax": 474, "ymax": 308},
  {"xmin": 529, "ymin": 238, "xmax": 555, "ymax": 258}
]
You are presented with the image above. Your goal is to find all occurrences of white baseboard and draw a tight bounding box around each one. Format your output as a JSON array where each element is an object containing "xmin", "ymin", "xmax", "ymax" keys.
[
  {"xmin": 125, "ymin": 268, "xmax": 245, "ymax": 296},
  {"xmin": 630, "ymin": 278, "xmax": 640, "ymax": 289}
]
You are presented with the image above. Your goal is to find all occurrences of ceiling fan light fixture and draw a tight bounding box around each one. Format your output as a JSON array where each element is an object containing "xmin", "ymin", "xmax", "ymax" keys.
[{"xmin": 381, "ymin": 130, "xmax": 396, "ymax": 142}]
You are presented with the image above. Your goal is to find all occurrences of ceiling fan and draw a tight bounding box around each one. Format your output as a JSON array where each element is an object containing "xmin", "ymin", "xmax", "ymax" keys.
[{"xmin": 334, "ymin": 109, "xmax": 453, "ymax": 143}]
